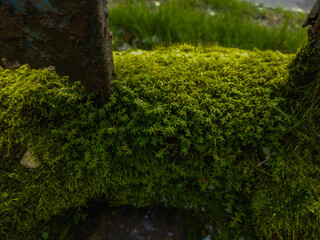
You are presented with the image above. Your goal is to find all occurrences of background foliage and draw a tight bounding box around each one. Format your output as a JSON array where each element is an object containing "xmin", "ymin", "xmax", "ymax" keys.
[{"xmin": 109, "ymin": 0, "xmax": 307, "ymax": 52}]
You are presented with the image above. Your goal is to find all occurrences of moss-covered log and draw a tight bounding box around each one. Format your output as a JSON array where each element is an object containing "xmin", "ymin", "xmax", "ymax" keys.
[{"xmin": 1, "ymin": 45, "xmax": 320, "ymax": 239}]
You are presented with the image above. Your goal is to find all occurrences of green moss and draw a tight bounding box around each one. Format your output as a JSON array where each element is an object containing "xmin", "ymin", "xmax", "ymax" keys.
[
  {"xmin": 1, "ymin": 44, "xmax": 320, "ymax": 239},
  {"xmin": 288, "ymin": 43, "xmax": 320, "ymax": 86}
]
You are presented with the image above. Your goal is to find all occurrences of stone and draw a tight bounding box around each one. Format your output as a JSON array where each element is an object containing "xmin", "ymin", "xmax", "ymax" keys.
[
  {"xmin": 1, "ymin": 58, "xmax": 21, "ymax": 69},
  {"xmin": 0, "ymin": 0, "xmax": 114, "ymax": 103},
  {"xmin": 20, "ymin": 149, "xmax": 42, "ymax": 169},
  {"xmin": 77, "ymin": 205, "xmax": 187, "ymax": 240},
  {"xmin": 41, "ymin": 65, "xmax": 56, "ymax": 71}
]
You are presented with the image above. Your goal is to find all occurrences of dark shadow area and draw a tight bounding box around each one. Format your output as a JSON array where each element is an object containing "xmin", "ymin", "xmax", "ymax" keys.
[{"xmin": 76, "ymin": 203, "xmax": 190, "ymax": 240}]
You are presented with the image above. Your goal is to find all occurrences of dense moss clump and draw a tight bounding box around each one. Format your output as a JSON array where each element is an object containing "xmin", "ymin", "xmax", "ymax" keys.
[{"xmin": 1, "ymin": 44, "xmax": 320, "ymax": 239}]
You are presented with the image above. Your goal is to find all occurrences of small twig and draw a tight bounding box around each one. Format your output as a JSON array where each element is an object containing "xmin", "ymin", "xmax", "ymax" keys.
[
  {"xmin": 257, "ymin": 159, "xmax": 269, "ymax": 167},
  {"xmin": 257, "ymin": 168, "xmax": 273, "ymax": 176}
]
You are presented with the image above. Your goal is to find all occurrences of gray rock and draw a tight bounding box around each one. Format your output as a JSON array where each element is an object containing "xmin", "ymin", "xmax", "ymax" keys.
[
  {"xmin": 20, "ymin": 149, "xmax": 42, "ymax": 169},
  {"xmin": 77, "ymin": 205, "xmax": 187, "ymax": 240},
  {"xmin": 242, "ymin": 0, "xmax": 314, "ymax": 12},
  {"xmin": 1, "ymin": 58, "xmax": 21, "ymax": 69},
  {"xmin": 41, "ymin": 66, "xmax": 56, "ymax": 71}
]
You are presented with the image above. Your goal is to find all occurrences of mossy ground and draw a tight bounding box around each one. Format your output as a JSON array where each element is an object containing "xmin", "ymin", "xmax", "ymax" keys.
[{"xmin": 1, "ymin": 44, "xmax": 320, "ymax": 239}]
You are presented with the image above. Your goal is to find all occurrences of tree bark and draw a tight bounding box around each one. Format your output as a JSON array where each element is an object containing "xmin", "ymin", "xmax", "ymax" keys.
[
  {"xmin": 303, "ymin": 0, "xmax": 320, "ymax": 47},
  {"xmin": 0, "ymin": 0, "xmax": 114, "ymax": 103}
]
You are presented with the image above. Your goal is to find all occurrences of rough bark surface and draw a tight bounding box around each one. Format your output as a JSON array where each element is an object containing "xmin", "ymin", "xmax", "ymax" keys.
[
  {"xmin": 303, "ymin": 0, "xmax": 320, "ymax": 46},
  {"xmin": 0, "ymin": 0, "xmax": 113, "ymax": 102}
]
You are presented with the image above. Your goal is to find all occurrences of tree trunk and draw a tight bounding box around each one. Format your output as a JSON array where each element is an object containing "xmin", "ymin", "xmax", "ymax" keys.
[
  {"xmin": 303, "ymin": 0, "xmax": 320, "ymax": 47},
  {"xmin": 0, "ymin": 0, "xmax": 114, "ymax": 103}
]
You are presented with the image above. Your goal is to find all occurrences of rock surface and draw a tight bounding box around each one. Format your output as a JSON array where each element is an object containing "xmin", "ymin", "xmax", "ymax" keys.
[
  {"xmin": 20, "ymin": 149, "xmax": 42, "ymax": 169},
  {"xmin": 77, "ymin": 205, "xmax": 187, "ymax": 240},
  {"xmin": 242, "ymin": 0, "xmax": 314, "ymax": 11}
]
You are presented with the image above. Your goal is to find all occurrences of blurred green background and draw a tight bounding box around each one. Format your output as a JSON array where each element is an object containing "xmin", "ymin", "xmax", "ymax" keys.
[{"xmin": 108, "ymin": 0, "xmax": 308, "ymax": 52}]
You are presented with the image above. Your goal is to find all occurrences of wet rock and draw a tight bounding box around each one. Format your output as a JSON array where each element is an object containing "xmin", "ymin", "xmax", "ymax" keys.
[
  {"xmin": 20, "ymin": 149, "xmax": 42, "ymax": 169},
  {"xmin": 77, "ymin": 205, "xmax": 187, "ymax": 240},
  {"xmin": 41, "ymin": 65, "xmax": 56, "ymax": 71},
  {"xmin": 1, "ymin": 58, "xmax": 21, "ymax": 69}
]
